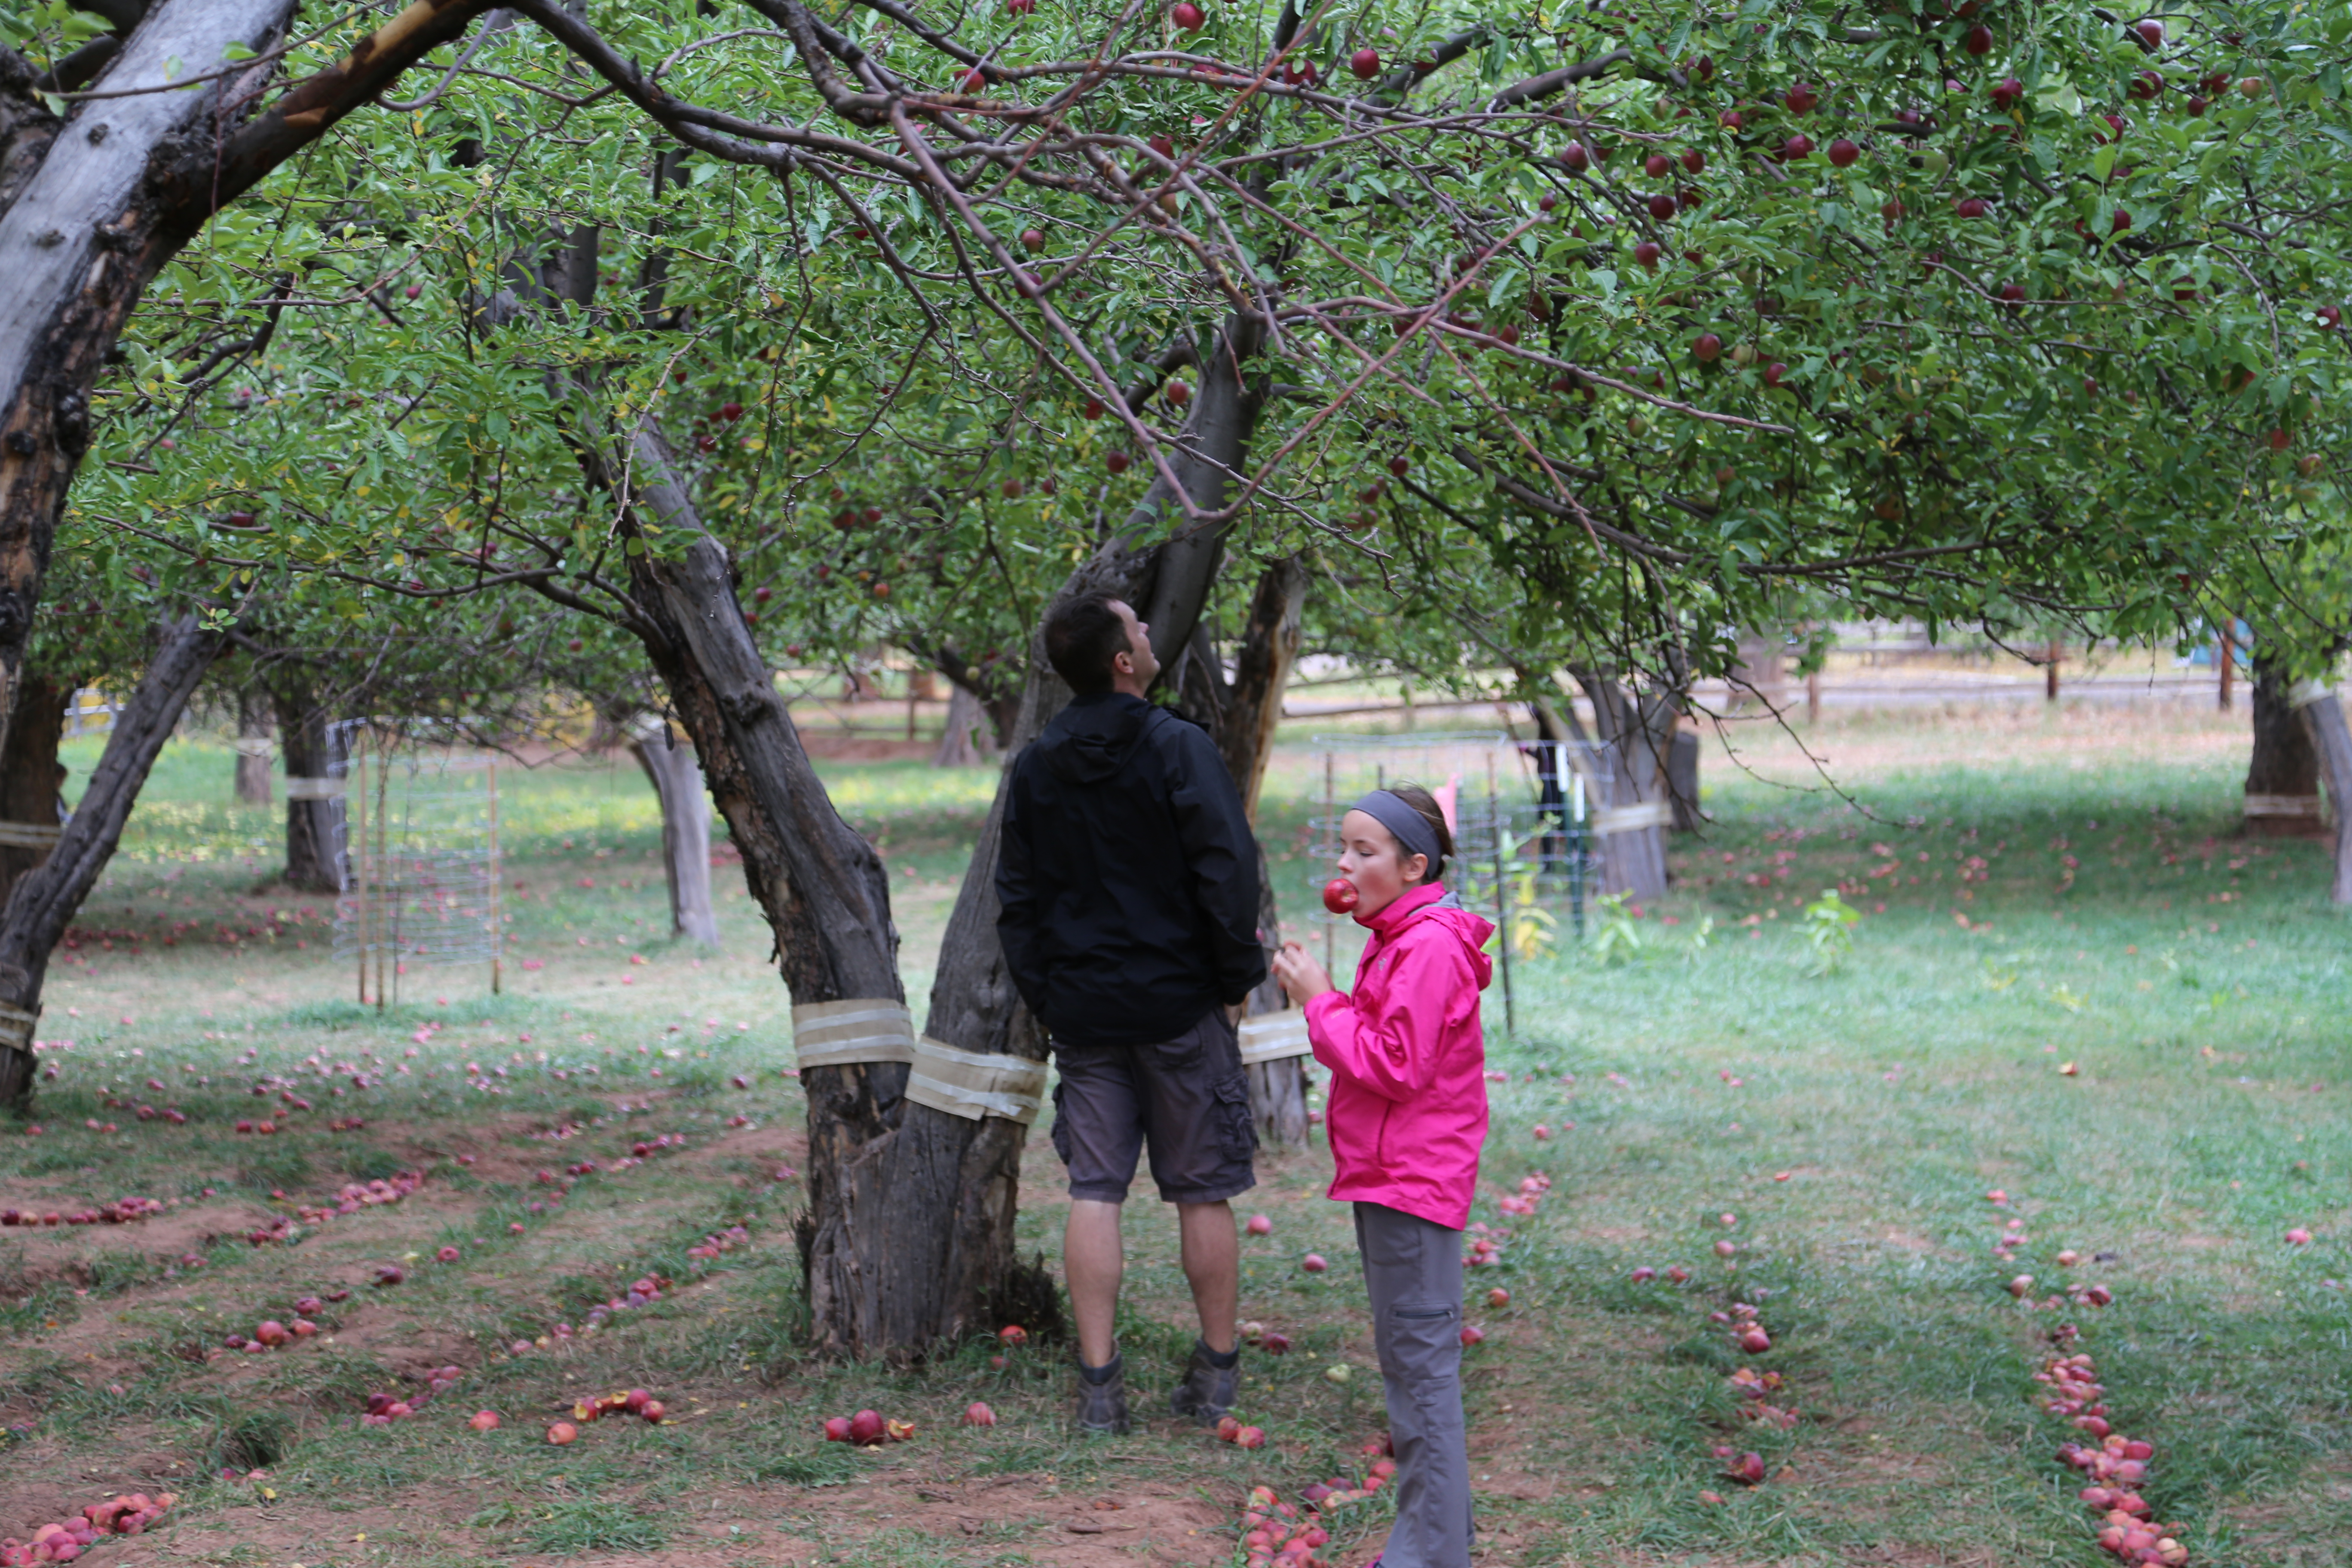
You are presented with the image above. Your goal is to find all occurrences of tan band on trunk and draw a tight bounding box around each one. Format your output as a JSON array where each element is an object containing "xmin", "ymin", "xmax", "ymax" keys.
[
  {"xmin": 233, "ymin": 737, "xmax": 274, "ymax": 757},
  {"xmin": 0, "ymin": 1002, "xmax": 38, "ymax": 1048},
  {"xmin": 1592, "ymin": 799, "xmax": 1673, "ymax": 836},
  {"xmin": 2289, "ymin": 679, "xmax": 2336, "ymax": 710},
  {"xmin": 1239, "ymin": 1010, "xmax": 1313, "ymax": 1065},
  {"xmin": 285, "ymin": 776, "xmax": 346, "ymax": 800},
  {"xmin": 904, "ymin": 1036, "xmax": 1047, "ymax": 1124},
  {"xmin": 791, "ymin": 998, "xmax": 915, "ymax": 1069},
  {"xmin": 2243, "ymin": 793, "xmax": 2324, "ymax": 817},
  {"xmin": 0, "ymin": 822, "xmax": 63, "ymax": 848}
]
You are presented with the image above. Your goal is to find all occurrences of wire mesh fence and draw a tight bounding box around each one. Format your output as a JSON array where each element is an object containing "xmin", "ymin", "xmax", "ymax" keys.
[{"xmin": 331, "ymin": 723, "xmax": 504, "ymax": 1006}]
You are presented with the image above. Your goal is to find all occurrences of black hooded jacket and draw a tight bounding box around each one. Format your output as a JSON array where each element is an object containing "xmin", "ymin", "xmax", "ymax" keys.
[{"xmin": 997, "ymin": 692, "xmax": 1267, "ymax": 1047}]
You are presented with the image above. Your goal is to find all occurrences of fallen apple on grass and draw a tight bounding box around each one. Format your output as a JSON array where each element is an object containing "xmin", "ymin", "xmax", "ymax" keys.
[
  {"xmin": 1487, "ymin": 1287, "xmax": 1510, "ymax": 1308},
  {"xmin": 1246, "ymin": 1213, "xmax": 1273, "ymax": 1235},
  {"xmin": 963, "ymin": 1402, "xmax": 996, "ymax": 1427},
  {"xmin": 547, "ymin": 1421, "xmax": 577, "ymax": 1446},
  {"xmin": 469, "ymin": 1411, "xmax": 501, "ymax": 1431},
  {"xmin": 1301, "ymin": 1254, "xmax": 1328, "ymax": 1274}
]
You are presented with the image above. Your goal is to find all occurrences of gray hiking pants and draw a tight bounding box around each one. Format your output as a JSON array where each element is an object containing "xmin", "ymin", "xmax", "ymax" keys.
[{"xmin": 1354, "ymin": 1201, "xmax": 1475, "ymax": 1568}]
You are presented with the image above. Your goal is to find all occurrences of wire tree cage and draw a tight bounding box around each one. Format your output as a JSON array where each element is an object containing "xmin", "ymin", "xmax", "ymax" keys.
[{"xmin": 331, "ymin": 722, "xmax": 505, "ymax": 1008}]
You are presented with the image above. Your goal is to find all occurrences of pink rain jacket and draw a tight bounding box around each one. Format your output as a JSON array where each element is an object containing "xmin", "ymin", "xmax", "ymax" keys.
[{"xmin": 1305, "ymin": 882, "xmax": 1494, "ymax": 1230}]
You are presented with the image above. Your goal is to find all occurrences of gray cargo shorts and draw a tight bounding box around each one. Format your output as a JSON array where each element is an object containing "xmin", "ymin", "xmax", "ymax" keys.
[{"xmin": 1048, "ymin": 1007, "xmax": 1258, "ymax": 1205}]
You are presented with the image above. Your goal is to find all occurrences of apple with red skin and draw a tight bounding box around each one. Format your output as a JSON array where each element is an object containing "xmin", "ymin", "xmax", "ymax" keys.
[
  {"xmin": 1762, "ymin": 362, "xmax": 1788, "ymax": 389},
  {"xmin": 1726, "ymin": 1451, "xmax": 1767, "ymax": 1484},
  {"xmin": 1164, "ymin": 379, "xmax": 1191, "ymax": 407},
  {"xmin": 1992, "ymin": 76, "xmax": 2024, "ymax": 109},
  {"xmin": 1105, "ymin": 451, "xmax": 1131, "ymax": 474},
  {"xmin": 255, "ymin": 1320, "xmax": 289, "ymax": 1348},
  {"xmin": 1488, "ymin": 1287, "xmax": 1510, "ymax": 1308},
  {"xmin": 1954, "ymin": 197, "xmax": 1989, "ymax": 218},
  {"xmin": 2287, "ymin": 1226, "xmax": 2313, "ymax": 1245},
  {"xmin": 1171, "ymin": 2, "xmax": 1204, "ymax": 30},
  {"xmin": 1633, "ymin": 242, "xmax": 1663, "ymax": 269},
  {"xmin": 1644, "ymin": 153, "xmax": 1671, "ymax": 179},
  {"xmin": 548, "ymin": 1421, "xmax": 578, "ymax": 1446},
  {"xmin": 2113, "ymin": 209, "xmax": 2132, "ymax": 233},
  {"xmin": 1234, "ymin": 1425, "xmax": 1266, "ymax": 1449},
  {"xmin": 848, "ymin": 1409, "xmax": 887, "ymax": 1446},
  {"xmin": 438, "ymin": 1245, "xmax": 460, "ymax": 1263},
  {"xmin": 1718, "ymin": 109, "xmax": 1742, "ymax": 130},
  {"xmin": 1000, "ymin": 1324, "xmax": 1029, "ymax": 1346},
  {"xmin": 1459, "ymin": 1325, "xmax": 1485, "ymax": 1347},
  {"xmin": 1262, "ymin": 1332, "xmax": 1291, "ymax": 1354},
  {"xmin": 470, "ymin": 1410, "xmax": 501, "ymax": 1430},
  {"xmin": 2268, "ymin": 429, "xmax": 2292, "ymax": 452},
  {"xmin": 1784, "ymin": 82, "xmax": 1817, "ymax": 113},
  {"xmin": 2316, "ymin": 305, "xmax": 2342, "ymax": 331},
  {"xmin": 1322, "ymin": 878, "xmax": 1360, "ymax": 914},
  {"xmin": 2135, "ymin": 17, "xmax": 2162, "ymax": 47},
  {"xmin": 1738, "ymin": 1326, "xmax": 1771, "ymax": 1353},
  {"xmin": 1647, "ymin": 192, "xmax": 1676, "ymax": 220},
  {"xmin": 1246, "ymin": 1213, "xmax": 1273, "ymax": 1235},
  {"xmin": 1006, "ymin": 0, "xmax": 1033, "ymax": 13},
  {"xmin": 965, "ymin": 1402, "xmax": 997, "ymax": 1427},
  {"xmin": 824, "ymin": 1416, "xmax": 854, "ymax": 1442},
  {"xmin": 1020, "ymin": 228, "xmax": 1046, "ymax": 253},
  {"xmin": 1559, "ymin": 143, "xmax": 1589, "ymax": 172},
  {"xmin": 1827, "ymin": 138, "xmax": 1859, "ymax": 167},
  {"xmin": 1681, "ymin": 149, "xmax": 1706, "ymax": 175},
  {"xmin": 1963, "ymin": 23, "xmax": 1992, "ymax": 54},
  {"xmin": 1350, "ymin": 47, "xmax": 1381, "ymax": 80},
  {"xmin": 1302, "ymin": 1254, "xmax": 1329, "ymax": 1274},
  {"xmin": 1630, "ymin": 1265, "xmax": 1657, "ymax": 1283},
  {"xmin": 1998, "ymin": 283, "xmax": 2027, "ymax": 306}
]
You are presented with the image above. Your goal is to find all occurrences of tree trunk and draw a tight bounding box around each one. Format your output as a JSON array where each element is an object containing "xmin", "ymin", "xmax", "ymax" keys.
[
  {"xmin": 0, "ymin": 669, "xmax": 66, "ymax": 909},
  {"xmin": 628, "ymin": 725, "xmax": 719, "ymax": 943},
  {"xmin": 2297, "ymin": 684, "xmax": 2352, "ymax": 907},
  {"xmin": 2245, "ymin": 651, "xmax": 2324, "ymax": 838},
  {"xmin": 932, "ymin": 683, "xmax": 993, "ymax": 768},
  {"xmin": 1573, "ymin": 670, "xmax": 1671, "ymax": 898},
  {"xmin": 0, "ymin": 615, "xmax": 220, "ymax": 1103},
  {"xmin": 0, "ymin": 0, "xmax": 492, "ymax": 766},
  {"xmin": 270, "ymin": 674, "xmax": 343, "ymax": 894},
  {"xmin": 234, "ymin": 683, "xmax": 272, "ymax": 805}
]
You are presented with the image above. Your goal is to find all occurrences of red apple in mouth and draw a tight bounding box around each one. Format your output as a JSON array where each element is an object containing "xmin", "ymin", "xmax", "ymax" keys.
[{"xmin": 1322, "ymin": 878, "xmax": 1360, "ymax": 914}]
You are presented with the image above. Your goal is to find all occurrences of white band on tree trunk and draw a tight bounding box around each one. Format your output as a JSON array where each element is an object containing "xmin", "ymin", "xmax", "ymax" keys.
[
  {"xmin": 285, "ymin": 776, "xmax": 346, "ymax": 799},
  {"xmin": 0, "ymin": 822, "xmax": 63, "ymax": 848},
  {"xmin": 2289, "ymin": 679, "xmax": 2336, "ymax": 709},
  {"xmin": 1592, "ymin": 799, "xmax": 1673, "ymax": 836},
  {"xmin": 904, "ymin": 1036, "xmax": 1047, "ymax": 1124},
  {"xmin": 1238, "ymin": 1010, "xmax": 1313, "ymax": 1065},
  {"xmin": 791, "ymin": 998, "xmax": 916, "ymax": 1069},
  {"xmin": 2244, "ymin": 793, "xmax": 2324, "ymax": 817},
  {"xmin": 233, "ymin": 737, "xmax": 274, "ymax": 757},
  {"xmin": 0, "ymin": 1002, "xmax": 37, "ymax": 1048}
]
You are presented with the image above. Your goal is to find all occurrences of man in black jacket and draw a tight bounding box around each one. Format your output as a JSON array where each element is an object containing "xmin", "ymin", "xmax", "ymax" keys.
[{"xmin": 998, "ymin": 591, "xmax": 1267, "ymax": 1435}]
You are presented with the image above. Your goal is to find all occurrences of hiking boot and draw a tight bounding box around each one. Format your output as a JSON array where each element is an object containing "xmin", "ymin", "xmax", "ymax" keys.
[
  {"xmin": 1170, "ymin": 1338, "xmax": 1240, "ymax": 1425},
  {"xmin": 1073, "ymin": 1354, "xmax": 1130, "ymax": 1435}
]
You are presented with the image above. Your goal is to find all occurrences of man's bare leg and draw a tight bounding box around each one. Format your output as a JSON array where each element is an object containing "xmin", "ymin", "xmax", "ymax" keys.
[
  {"xmin": 1177, "ymin": 1199, "xmax": 1239, "ymax": 1354},
  {"xmin": 1066, "ymin": 1198, "xmax": 1125, "ymax": 1368}
]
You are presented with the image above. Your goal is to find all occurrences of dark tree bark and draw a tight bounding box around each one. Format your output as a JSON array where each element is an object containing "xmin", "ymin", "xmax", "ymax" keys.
[
  {"xmin": 234, "ymin": 682, "xmax": 272, "ymax": 806},
  {"xmin": 0, "ymin": 615, "xmax": 221, "ymax": 1103},
  {"xmin": 2244, "ymin": 650, "xmax": 2324, "ymax": 838},
  {"xmin": 269, "ymin": 673, "xmax": 343, "ymax": 894},
  {"xmin": 0, "ymin": 0, "xmax": 494, "ymax": 764},
  {"xmin": 627, "ymin": 725, "xmax": 719, "ymax": 944},
  {"xmin": 0, "ymin": 669, "xmax": 66, "ymax": 907}
]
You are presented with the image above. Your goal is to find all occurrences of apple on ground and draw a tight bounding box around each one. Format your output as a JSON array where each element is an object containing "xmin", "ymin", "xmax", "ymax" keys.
[
  {"xmin": 1246, "ymin": 1213, "xmax": 1273, "ymax": 1235},
  {"xmin": 547, "ymin": 1421, "xmax": 577, "ymax": 1446},
  {"xmin": 1302, "ymin": 1254, "xmax": 1329, "ymax": 1274},
  {"xmin": 469, "ymin": 1411, "xmax": 500, "ymax": 1431}
]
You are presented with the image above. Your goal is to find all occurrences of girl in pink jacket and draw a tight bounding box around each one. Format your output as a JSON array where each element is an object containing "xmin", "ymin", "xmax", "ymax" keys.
[{"xmin": 1274, "ymin": 784, "xmax": 1492, "ymax": 1568}]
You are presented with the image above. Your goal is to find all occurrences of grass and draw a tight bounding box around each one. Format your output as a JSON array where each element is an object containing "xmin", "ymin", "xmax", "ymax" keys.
[{"xmin": 0, "ymin": 704, "xmax": 2343, "ymax": 1566}]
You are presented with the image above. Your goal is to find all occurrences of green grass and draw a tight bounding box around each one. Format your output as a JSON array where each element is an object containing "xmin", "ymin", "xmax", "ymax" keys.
[{"xmin": 0, "ymin": 711, "xmax": 2343, "ymax": 1566}]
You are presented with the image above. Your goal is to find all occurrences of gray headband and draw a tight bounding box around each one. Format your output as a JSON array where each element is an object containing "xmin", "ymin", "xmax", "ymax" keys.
[{"xmin": 1350, "ymin": 790, "xmax": 1443, "ymax": 873}]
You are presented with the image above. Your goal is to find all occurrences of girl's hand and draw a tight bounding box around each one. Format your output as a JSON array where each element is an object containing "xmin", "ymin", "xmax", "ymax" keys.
[{"xmin": 1272, "ymin": 941, "xmax": 1335, "ymax": 1007}]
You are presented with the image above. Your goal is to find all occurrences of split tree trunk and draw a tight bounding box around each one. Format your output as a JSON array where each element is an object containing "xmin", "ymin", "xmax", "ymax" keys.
[
  {"xmin": 270, "ymin": 675, "xmax": 343, "ymax": 893},
  {"xmin": 2298, "ymin": 685, "xmax": 2352, "ymax": 907},
  {"xmin": 2245, "ymin": 650, "xmax": 2325, "ymax": 838},
  {"xmin": 234, "ymin": 684, "xmax": 272, "ymax": 805},
  {"xmin": 1572, "ymin": 670, "xmax": 1673, "ymax": 899},
  {"xmin": 628, "ymin": 726, "xmax": 719, "ymax": 943},
  {"xmin": 0, "ymin": 616, "xmax": 221, "ymax": 1103},
  {"xmin": 0, "ymin": 0, "xmax": 492, "ymax": 766}
]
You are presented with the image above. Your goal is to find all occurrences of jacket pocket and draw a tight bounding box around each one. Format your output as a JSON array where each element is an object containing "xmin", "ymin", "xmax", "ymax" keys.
[
  {"xmin": 1049, "ymin": 1080, "xmax": 1074, "ymax": 1165},
  {"xmin": 1212, "ymin": 1072, "xmax": 1257, "ymax": 1164}
]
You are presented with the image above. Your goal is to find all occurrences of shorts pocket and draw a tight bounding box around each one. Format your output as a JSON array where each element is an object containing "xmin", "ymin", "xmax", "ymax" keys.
[
  {"xmin": 1213, "ymin": 1072, "xmax": 1257, "ymax": 1163},
  {"xmin": 1049, "ymin": 1080, "xmax": 1074, "ymax": 1166},
  {"xmin": 1152, "ymin": 1021, "xmax": 1208, "ymax": 1074}
]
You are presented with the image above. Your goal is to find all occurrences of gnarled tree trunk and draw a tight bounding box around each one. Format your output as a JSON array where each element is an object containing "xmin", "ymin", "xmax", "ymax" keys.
[
  {"xmin": 931, "ymin": 682, "xmax": 994, "ymax": 768},
  {"xmin": 0, "ymin": 671, "xmax": 67, "ymax": 910},
  {"xmin": 1572, "ymin": 670, "xmax": 1673, "ymax": 899},
  {"xmin": 0, "ymin": 616, "xmax": 220, "ymax": 1103},
  {"xmin": 628, "ymin": 724, "xmax": 719, "ymax": 943},
  {"xmin": 270, "ymin": 674, "xmax": 343, "ymax": 894},
  {"xmin": 2245, "ymin": 649, "xmax": 2324, "ymax": 838}
]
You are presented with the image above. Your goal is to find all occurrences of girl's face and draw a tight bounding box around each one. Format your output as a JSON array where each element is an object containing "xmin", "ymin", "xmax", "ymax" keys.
[{"xmin": 1336, "ymin": 808, "xmax": 1430, "ymax": 918}]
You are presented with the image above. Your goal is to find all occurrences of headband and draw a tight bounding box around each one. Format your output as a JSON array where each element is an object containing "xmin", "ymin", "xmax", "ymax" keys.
[{"xmin": 1350, "ymin": 790, "xmax": 1443, "ymax": 872}]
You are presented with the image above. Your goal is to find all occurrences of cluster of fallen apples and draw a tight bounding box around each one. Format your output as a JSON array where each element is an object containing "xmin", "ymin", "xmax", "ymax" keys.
[
  {"xmin": 0, "ymin": 1196, "xmax": 163, "ymax": 1228},
  {"xmin": 820, "ymin": 1409, "xmax": 913, "ymax": 1446},
  {"xmin": 1211, "ymin": 1414, "xmax": 1270, "ymax": 1449},
  {"xmin": 1496, "ymin": 1172, "xmax": 1552, "ymax": 1218},
  {"xmin": 1464, "ymin": 1223, "xmax": 1512, "ymax": 1268},
  {"xmin": 1232, "ymin": 1439, "xmax": 1396, "ymax": 1568},
  {"xmin": 356, "ymin": 1367, "xmax": 462, "ymax": 1427},
  {"xmin": 2046, "ymin": 1348, "xmax": 2188, "ymax": 1565},
  {"xmin": 237, "ymin": 1173, "xmax": 426, "ymax": 1245},
  {"xmin": 554, "ymin": 1386, "xmax": 670, "ymax": 1442},
  {"xmin": 0, "ymin": 1493, "xmax": 173, "ymax": 1562},
  {"xmin": 684, "ymin": 1224, "xmax": 751, "ymax": 1265}
]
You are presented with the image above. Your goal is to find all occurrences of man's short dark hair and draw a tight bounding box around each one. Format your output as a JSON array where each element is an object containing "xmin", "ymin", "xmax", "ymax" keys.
[{"xmin": 1044, "ymin": 593, "xmax": 1130, "ymax": 696}]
